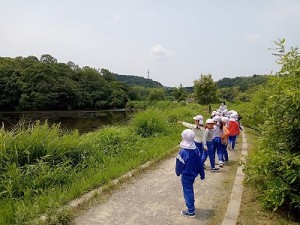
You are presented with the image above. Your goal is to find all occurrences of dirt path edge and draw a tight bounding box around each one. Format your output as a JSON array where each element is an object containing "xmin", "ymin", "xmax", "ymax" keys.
[{"xmin": 221, "ymin": 130, "xmax": 248, "ymax": 225}]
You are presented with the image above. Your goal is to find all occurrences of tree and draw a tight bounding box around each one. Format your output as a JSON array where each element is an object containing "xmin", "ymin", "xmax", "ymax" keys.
[
  {"xmin": 148, "ymin": 89, "xmax": 165, "ymax": 101},
  {"xmin": 193, "ymin": 74, "xmax": 218, "ymax": 104},
  {"xmin": 40, "ymin": 54, "xmax": 57, "ymax": 64},
  {"xmin": 67, "ymin": 61, "xmax": 79, "ymax": 71},
  {"xmin": 219, "ymin": 86, "xmax": 240, "ymax": 102},
  {"xmin": 101, "ymin": 68, "xmax": 117, "ymax": 81},
  {"xmin": 174, "ymin": 84, "xmax": 187, "ymax": 101}
]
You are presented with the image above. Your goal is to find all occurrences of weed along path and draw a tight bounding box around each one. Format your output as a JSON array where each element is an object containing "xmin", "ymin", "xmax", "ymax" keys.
[{"xmin": 73, "ymin": 136, "xmax": 243, "ymax": 225}]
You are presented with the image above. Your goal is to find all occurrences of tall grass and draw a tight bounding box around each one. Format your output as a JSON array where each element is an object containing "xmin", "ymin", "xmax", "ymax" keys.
[{"xmin": 0, "ymin": 102, "xmax": 206, "ymax": 224}]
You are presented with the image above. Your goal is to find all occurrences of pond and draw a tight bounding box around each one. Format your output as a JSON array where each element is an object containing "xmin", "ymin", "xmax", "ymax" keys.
[{"xmin": 0, "ymin": 110, "xmax": 135, "ymax": 134}]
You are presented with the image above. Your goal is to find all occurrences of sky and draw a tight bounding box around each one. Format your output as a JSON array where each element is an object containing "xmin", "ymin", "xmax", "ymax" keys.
[{"xmin": 1, "ymin": 0, "xmax": 300, "ymax": 87}]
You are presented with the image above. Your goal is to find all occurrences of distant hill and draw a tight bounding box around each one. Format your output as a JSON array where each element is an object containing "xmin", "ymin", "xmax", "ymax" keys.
[
  {"xmin": 113, "ymin": 74, "xmax": 164, "ymax": 88},
  {"xmin": 216, "ymin": 74, "xmax": 269, "ymax": 92}
]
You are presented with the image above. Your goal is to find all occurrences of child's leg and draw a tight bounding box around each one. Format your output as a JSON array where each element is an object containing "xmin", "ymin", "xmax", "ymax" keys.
[
  {"xmin": 181, "ymin": 175, "xmax": 196, "ymax": 213},
  {"xmin": 202, "ymin": 149, "xmax": 208, "ymax": 169},
  {"xmin": 214, "ymin": 137, "xmax": 223, "ymax": 164},
  {"xmin": 222, "ymin": 144, "xmax": 229, "ymax": 161},
  {"xmin": 228, "ymin": 136, "xmax": 233, "ymax": 149},
  {"xmin": 207, "ymin": 141, "xmax": 216, "ymax": 169},
  {"xmin": 231, "ymin": 135, "xmax": 237, "ymax": 150},
  {"xmin": 195, "ymin": 142, "xmax": 203, "ymax": 160}
]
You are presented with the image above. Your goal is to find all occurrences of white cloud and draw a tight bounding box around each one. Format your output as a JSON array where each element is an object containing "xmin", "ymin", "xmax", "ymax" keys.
[
  {"xmin": 244, "ymin": 33, "xmax": 260, "ymax": 42},
  {"xmin": 150, "ymin": 44, "xmax": 175, "ymax": 58}
]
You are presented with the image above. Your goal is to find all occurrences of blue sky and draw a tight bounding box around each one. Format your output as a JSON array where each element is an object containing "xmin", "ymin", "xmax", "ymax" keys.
[{"xmin": 1, "ymin": 0, "xmax": 299, "ymax": 87}]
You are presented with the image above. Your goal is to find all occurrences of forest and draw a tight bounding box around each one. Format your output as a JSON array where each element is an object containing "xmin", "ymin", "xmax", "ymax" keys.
[
  {"xmin": 0, "ymin": 55, "xmax": 166, "ymax": 111},
  {"xmin": 0, "ymin": 53, "xmax": 273, "ymax": 112}
]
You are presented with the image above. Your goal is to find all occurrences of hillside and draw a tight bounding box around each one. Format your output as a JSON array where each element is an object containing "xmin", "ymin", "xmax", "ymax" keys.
[
  {"xmin": 113, "ymin": 74, "xmax": 164, "ymax": 88},
  {"xmin": 216, "ymin": 74, "xmax": 269, "ymax": 92}
]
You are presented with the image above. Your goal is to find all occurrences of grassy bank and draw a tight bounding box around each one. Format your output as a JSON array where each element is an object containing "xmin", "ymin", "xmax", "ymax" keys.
[
  {"xmin": 0, "ymin": 102, "xmax": 208, "ymax": 225},
  {"xmin": 237, "ymin": 127, "xmax": 298, "ymax": 225}
]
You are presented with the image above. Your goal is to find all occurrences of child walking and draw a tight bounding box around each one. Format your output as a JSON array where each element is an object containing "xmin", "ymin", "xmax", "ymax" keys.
[
  {"xmin": 221, "ymin": 117, "xmax": 230, "ymax": 162},
  {"xmin": 176, "ymin": 129, "xmax": 205, "ymax": 217},
  {"xmin": 202, "ymin": 119, "xmax": 220, "ymax": 172},
  {"xmin": 178, "ymin": 115, "xmax": 205, "ymax": 159},
  {"xmin": 228, "ymin": 114, "xmax": 240, "ymax": 150},
  {"xmin": 212, "ymin": 116, "xmax": 224, "ymax": 167}
]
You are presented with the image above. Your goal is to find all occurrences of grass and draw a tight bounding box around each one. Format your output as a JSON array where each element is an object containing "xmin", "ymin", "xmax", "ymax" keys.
[
  {"xmin": 237, "ymin": 127, "xmax": 299, "ymax": 225},
  {"xmin": 204, "ymin": 134, "xmax": 243, "ymax": 225},
  {"xmin": 0, "ymin": 102, "xmax": 208, "ymax": 225}
]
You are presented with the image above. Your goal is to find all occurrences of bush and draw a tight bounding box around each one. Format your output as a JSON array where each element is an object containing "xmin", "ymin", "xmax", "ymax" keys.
[
  {"xmin": 130, "ymin": 108, "xmax": 169, "ymax": 137},
  {"xmin": 244, "ymin": 41, "xmax": 300, "ymax": 217}
]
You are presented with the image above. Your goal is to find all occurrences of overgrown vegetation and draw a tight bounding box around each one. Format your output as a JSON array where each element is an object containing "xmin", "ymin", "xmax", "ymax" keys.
[
  {"xmin": 237, "ymin": 39, "xmax": 300, "ymax": 219},
  {"xmin": 0, "ymin": 102, "xmax": 206, "ymax": 224},
  {"xmin": 238, "ymin": 128, "xmax": 299, "ymax": 225}
]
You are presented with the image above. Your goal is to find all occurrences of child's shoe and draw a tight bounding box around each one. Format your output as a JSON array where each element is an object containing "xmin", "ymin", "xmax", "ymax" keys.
[
  {"xmin": 210, "ymin": 168, "xmax": 220, "ymax": 172},
  {"xmin": 219, "ymin": 161, "xmax": 224, "ymax": 167},
  {"xmin": 181, "ymin": 209, "xmax": 196, "ymax": 218}
]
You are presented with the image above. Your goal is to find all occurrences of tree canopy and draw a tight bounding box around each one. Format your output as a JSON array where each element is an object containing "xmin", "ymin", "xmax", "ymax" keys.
[
  {"xmin": 0, "ymin": 55, "xmax": 135, "ymax": 110},
  {"xmin": 193, "ymin": 74, "xmax": 218, "ymax": 104}
]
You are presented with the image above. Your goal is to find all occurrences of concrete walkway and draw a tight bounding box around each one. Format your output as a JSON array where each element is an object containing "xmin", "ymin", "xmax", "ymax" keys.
[{"xmin": 73, "ymin": 132, "xmax": 246, "ymax": 225}]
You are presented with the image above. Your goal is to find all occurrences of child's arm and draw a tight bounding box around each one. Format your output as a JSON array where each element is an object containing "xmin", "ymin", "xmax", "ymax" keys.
[
  {"xmin": 203, "ymin": 129, "xmax": 209, "ymax": 150},
  {"xmin": 199, "ymin": 166, "xmax": 205, "ymax": 180},
  {"xmin": 175, "ymin": 151, "xmax": 185, "ymax": 176},
  {"xmin": 198, "ymin": 151, "xmax": 205, "ymax": 180},
  {"xmin": 178, "ymin": 121, "xmax": 195, "ymax": 129}
]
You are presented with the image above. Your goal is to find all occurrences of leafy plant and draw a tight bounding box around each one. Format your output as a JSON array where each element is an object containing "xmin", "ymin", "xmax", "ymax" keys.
[{"xmin": 244, "ymin": 39, "xmax": 300, "ymax": 218}]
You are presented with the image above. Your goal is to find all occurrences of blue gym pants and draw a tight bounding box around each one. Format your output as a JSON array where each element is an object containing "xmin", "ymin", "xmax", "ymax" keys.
[
  {"xmin": 181, "ymin": 175, "xmax": 196, "ymax": 213},
  {"xmin": 212, "ymin": 137, "xmax": 223, "ymax": 162},
  {"xmin": 195, "ymin": 142, "xmax": 203, "ymax": 162},
  {"xmin": 229, "ymin": 135, "xmax": 237, "ymax": 150},
  {"xmin": 222, "ymin": 143, "xmax": 229, "ymax": 161},
  {"xmin": 202, "ymin": 141, "xmax": 216, "ymax": 169}
]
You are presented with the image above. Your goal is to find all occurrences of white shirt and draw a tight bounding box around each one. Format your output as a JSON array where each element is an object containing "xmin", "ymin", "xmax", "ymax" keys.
[{"xmin": 181, "ymin": 122, "xmax": 205, "ymax": 143}]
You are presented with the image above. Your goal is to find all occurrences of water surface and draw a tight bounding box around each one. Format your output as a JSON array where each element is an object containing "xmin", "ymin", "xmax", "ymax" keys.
[{"xmin": 0, "ymin": 110, "xmax": 134, "ymax": 133}]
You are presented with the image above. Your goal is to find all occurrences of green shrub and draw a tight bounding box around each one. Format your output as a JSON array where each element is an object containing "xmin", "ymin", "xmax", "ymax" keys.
[
  {"xmin": 125, "ymin": 100, "xmax": 148, "ymax": 110},
  {"xmin": 130, "ymin": 108, "xmax": 169, "ymax": 137},
  {"xmin": 244, "ymin": 41, "xmax": 300, "ymax": 217}
]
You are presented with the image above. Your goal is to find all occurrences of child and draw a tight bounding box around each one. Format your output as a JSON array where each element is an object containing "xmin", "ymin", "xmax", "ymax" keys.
[
  {"xmin": 221, "ymin": 117, "xmax": 230, "ymax": 162},
  {"xmin": 176, "ymin": 129, "xmax": 205, "ymax": 218},
  {"xmin": 228, "ymin": 114, "xmax": 240, "ymax": 150},
  {"xmin": 212, "ymin": 116, "xmax": 224, "ymax": 167},
  {"xmin": 219, "ymin": 101, "xmax": 227, "ymax": 112},
  {"xmin": 178, "ymin": 115, "xmax": 205, "ymax": 159},
  {"xmin": 202, "ymin": 119, "xmax": 220, "ymax": 172}
]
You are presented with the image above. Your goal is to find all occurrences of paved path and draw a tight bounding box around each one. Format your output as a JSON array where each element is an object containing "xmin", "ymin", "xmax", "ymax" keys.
[{"xmin": 73, "ymin": 136, "xmax": 244, "ymax": 225}]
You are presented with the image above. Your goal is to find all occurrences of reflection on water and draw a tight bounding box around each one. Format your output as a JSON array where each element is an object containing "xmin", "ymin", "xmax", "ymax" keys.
[{"xmin": 0, "ymin": 110, "xmax": 134, "ymax": 134}]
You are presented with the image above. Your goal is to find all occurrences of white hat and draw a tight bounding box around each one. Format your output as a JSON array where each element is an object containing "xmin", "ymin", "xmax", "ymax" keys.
[
  {"xmin": 221, "ymin": 117, "xmax": 229, "ymax": 123},
  {"xmin": 206, "ymin": 118, "xmax": 214, "ymax": 124},
  {"xmin": 213, "ymin": 115, "xmax": 221, "ymax": 122},
  {"xmin": 215, "ymin": 112, "xmax": 221, "ymax": 116},
  {"xmin": 180, "ymin": 129, "xmax": 196, "ymax": 149},
  {"xmin": 229, "ymin": 114, "xmax": 237, "ymax": 121},
  {"xmin": 211, "ymin": 110, "xmax": 217, "ymax": 116},
  {"xmin": 193, "ymin": 115, "xmax": 203, "ymax": 121}
]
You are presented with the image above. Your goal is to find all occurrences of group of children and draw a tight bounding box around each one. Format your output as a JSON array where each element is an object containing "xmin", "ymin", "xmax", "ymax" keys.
[{"xmin": 176, "ymin": 102, "xmax": 242, "ymax": 217}]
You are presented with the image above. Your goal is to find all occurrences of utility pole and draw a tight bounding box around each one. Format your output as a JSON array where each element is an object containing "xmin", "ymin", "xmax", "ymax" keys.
[{"xmin": 147, "ymin": 70, "xmax": 149, "ymax": 79}]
